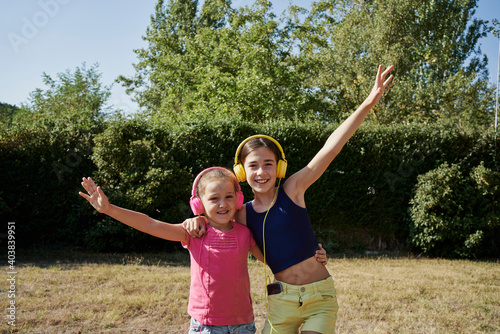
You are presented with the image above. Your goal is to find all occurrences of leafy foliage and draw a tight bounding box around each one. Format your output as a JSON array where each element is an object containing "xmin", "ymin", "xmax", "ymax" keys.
[
  {"xmin": 2, "ymin": 110, "xmax": 499, "ymax": 255},
  {"xmin": 118, "ymin": 0, "xmax": 495, "ymax": 126},
  {"xmin": 410, "ymin": 162, "xmax": 500, "ymax": 258},
  {"xmin": 0, "ymin": 64, "xmax": 110, "ymax": 249},
  {"xmin": 0, "ymin": 102, "xmax": 23, "ymax": 130},
  {"xmin": 20, "ymin": 63, "xmax": 112, "ymax": 127},
  {"xmin": 119, "ymin": 0, "xmax": 324, "ymax": 123},
  {"xmin": 301, "ymin": 0, "xmax": 495, "ymax": 124},
  {"xmin": 86, "ymin": 116, "xmax": 193, "ymax": 251},
  {"xmin": 0, "ymin": 123, "xmax": 99, "ymax": 248},
  {"xmin": 2, "ymin": 1, "xmax": 499, "ymax": 256}
]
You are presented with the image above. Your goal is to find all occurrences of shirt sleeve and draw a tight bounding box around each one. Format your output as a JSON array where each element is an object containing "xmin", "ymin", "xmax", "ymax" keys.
[{"xmin": 181, "ymin": 229, "xmax": 190, "ymax": 249}]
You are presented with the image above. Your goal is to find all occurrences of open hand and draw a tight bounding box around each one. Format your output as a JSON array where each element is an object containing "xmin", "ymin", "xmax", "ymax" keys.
[
  {"xmin": 365, "ymin": 65, "xmax": 394, "ymax": 107},
  {"xmin": 79, "ymin": 177, "xmax": 109, "ymax": 213}
]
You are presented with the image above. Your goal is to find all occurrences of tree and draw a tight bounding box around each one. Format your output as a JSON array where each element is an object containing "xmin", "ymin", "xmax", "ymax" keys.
[
  {"xmin": 300, "ymin": 0, "xmax": 495, "ymax": 125},
  {"xmin": 118, "ymin": 0, "xmax": 326, "ymax": 123},
  {"xmin": 0, "ymin": 102, "xmax": 24, "ymax": 130},
  {"xmin": 120, "ymin": 0, "xmax": 495, "ymax": 125},
  {"xmin": 21, "ymin": 63, "xmax": 112, "ymax": 127}
]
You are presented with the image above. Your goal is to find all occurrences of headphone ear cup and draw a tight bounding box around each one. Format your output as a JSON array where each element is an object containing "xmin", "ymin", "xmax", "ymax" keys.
[
  {"xmin": 189, "ymin": 196, "xmax": 204, "ymax": 216},
  {"xmin": 233, "ymin": 163, "xmax": 246, "ymax": 183},
  {"xmin": 277, "ymin": 159, "xmax": 287, "ymax": 179},
  {"xmin": 236, "ymin": 191, "xmax": 244, "ymax": 210}
]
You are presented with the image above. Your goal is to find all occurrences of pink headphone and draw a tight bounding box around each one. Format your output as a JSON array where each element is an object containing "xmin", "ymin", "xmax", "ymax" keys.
[{"xmin": 189, "ymin": 167, "xmax": 244, "ymax": 216}]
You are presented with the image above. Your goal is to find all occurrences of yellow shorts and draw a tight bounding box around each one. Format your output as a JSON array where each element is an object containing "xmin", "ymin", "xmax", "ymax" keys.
[{"xmin": 263, "ymin": 276, "xmax": 338, "ymax": 334}]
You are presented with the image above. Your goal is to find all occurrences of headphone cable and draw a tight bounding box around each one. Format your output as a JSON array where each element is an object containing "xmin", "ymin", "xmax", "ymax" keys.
[{"xmin": 262, "ymin": 179, "xmax": 281, "ymax": 334}]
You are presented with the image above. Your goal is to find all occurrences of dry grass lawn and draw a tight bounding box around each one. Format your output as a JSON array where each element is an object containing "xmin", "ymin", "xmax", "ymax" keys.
[{"xmin": 1, "ymin": 251, "xmax": 499, "ymax": 333}]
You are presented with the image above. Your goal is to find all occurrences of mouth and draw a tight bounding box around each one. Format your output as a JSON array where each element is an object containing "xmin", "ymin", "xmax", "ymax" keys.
[
  {"xmin": 217, "ymin": 209, "xmax": 230, "ymax": 215},
  {"xmin": 255, "ymin": 179, "xmax": 269, "ymax": 184}
]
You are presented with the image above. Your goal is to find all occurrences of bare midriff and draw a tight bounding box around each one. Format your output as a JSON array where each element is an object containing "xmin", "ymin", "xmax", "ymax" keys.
[{"xmin": 274, "ymin": 256, "xmax": 330, "ymax": 285}]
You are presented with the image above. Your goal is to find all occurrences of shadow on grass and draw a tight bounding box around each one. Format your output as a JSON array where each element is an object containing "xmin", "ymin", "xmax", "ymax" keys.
[{"xmin": 18, "ymin": 248, "xmax": 191, "ymax": 269}]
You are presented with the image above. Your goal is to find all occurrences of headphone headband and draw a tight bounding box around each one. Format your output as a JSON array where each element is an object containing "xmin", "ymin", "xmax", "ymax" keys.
[
  {"xmin": 234, "ymin": 135, "xmax": 286, "ymax": 165},
  {"xmin": 191, "ymin": 167, "xmax": 242, "ymax": 197}
]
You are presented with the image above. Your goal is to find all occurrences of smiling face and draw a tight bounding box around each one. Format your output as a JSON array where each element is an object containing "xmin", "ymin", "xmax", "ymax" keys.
[
  {"xmin": 200, "ymin": 179, "xmax": 238, "ymax": 231},
  {"xmin": 242, "ymin": 147, "xmax": 278, "ymax": 194}
]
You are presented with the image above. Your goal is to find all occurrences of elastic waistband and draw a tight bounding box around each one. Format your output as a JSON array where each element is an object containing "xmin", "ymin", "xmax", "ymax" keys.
[{"xmin": 275, "ymin": 276, "xmax": 333, "ymax": 294}]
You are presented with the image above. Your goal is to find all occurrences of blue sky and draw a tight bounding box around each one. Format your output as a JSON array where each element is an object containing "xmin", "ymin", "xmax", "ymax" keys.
[{"xmin": 1, "ymin": 0, "xmax": 499, "ymax": 114}]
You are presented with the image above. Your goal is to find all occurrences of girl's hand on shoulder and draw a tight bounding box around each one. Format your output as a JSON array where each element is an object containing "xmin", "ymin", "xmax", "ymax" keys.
[
  {"xmin": 79, "ymin": 177, "xmax": 110, "ymax": 214},
  {"xmin": 182, "ymin": 216, "xmax": 207, "ymax": 238}
]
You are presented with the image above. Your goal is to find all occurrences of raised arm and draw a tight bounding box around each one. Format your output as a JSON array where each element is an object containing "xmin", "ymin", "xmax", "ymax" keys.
[
  {"xmin": 79, "ymin": 177, "xmax": 186, "ymax": 242},
  {"xmin": 286, "ymin": 65, "xmax": 394, "ymax": 201}
]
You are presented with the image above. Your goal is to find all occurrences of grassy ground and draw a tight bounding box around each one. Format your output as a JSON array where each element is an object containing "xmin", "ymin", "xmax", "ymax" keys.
[{"xmin": 1, "ymin": 250, "xmax": 499, "ymax": 333}]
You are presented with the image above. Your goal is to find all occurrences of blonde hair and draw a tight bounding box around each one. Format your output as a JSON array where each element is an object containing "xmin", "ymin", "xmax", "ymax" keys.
[{"xmin": 196, "ymin": 168, "xmax": 239, "ymax": 197}]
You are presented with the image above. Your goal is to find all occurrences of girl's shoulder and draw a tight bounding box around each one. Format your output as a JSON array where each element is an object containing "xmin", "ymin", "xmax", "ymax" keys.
[{"xmin": 234, "ymin": 205, "xmax": 247, "ymax": 226}]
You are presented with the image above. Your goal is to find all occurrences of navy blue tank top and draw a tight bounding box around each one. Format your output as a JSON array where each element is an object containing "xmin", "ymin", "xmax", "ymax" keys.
[{"xmin": 246, "ymin": 186, "xmax": 319, "ymax": 274}]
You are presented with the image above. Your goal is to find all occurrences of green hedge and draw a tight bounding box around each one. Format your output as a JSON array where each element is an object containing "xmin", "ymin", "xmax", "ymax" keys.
[
  {"xmin": 0, "ymin": 118, "xmax": 102, "ymax": 249},
  {"xmin": 410, "ymin": 162, "xmax": 500, "ymax": 258},
  {"xmin": 2, "ymin": 116, "xmax": 499, "ymax": 256}
]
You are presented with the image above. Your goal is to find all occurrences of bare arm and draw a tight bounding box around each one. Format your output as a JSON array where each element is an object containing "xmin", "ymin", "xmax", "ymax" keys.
[
  {"xmin": 250, "ymin": 245, "xmax": 265, "ymax": 263},
  {"xmin": 79, "ymin": 177, "xmax": 186, "ymax": 242},
  {"xmin": 286, "ymin": 65, "xmax": 394, "ymax": 203}
]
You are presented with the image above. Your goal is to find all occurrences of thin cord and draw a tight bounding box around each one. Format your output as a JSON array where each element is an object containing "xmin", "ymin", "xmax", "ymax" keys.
[{"xmin": 262, "ymin": 179, "xmax": 281, "ymax": 334}]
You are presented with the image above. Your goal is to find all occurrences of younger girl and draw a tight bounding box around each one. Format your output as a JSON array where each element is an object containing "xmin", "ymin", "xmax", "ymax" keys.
[{"xmin": 79, "ymin": 167, "xmax": 264, "ymax": 334}]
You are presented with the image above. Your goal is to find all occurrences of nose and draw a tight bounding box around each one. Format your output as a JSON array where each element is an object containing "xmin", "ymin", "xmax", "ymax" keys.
[{"xmin": 256, "ymin": 164, "xmax": 265, "ymax": 175}]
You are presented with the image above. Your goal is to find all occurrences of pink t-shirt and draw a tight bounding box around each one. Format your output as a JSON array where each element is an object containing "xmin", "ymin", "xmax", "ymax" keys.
[{"xmin": 182, "ymin": 221, "xmax": 256, "ymax": 326}]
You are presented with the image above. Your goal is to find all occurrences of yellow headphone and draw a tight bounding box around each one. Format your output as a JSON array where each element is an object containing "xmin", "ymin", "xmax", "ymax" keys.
[{"xmin": 233, "ymin": 135, "xmax": 287, "ymax": 183}]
